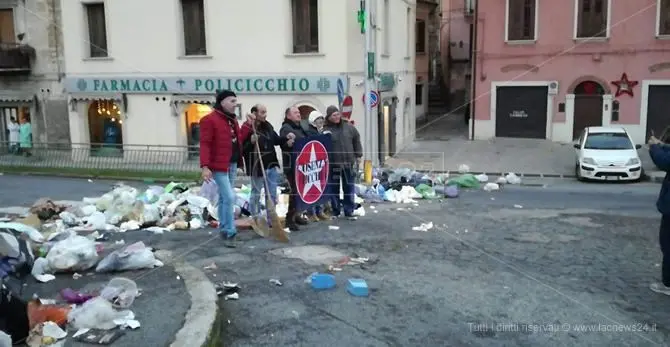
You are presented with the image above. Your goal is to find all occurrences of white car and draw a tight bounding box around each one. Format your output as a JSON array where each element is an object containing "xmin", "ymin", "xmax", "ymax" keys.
[{"xmin": 573, "ymin": 126, "xmax": 643, "ymax": 182}]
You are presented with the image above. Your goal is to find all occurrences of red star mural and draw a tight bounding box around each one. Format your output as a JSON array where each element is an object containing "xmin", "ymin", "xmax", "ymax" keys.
[{"xmin": 611, "ymin": 73, "xmax": 639, "ymax": 98}]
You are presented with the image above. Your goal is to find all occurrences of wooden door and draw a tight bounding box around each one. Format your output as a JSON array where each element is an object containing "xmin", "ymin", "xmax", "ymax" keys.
[
  {"xmin": 0, "ymin": 9, "xmax": 15, "ymax": 44},
  {"xmin": 572, "ymin": 96, "xmax": 603, "ymax": 140}
]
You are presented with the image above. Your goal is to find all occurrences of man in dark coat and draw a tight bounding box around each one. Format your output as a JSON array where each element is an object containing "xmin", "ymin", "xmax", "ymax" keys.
[
  {"xmin": 323, "ymin": 105, "xmax": 363, "ymax": 220},
  {"xmin": 279, "ymin": 106, "xmax": 310, "ymax": 231},
  {"xmin": 199, "ymin": 90, "xmax": 253, "ymax": 242},
  {"xmin": 242, "ymin": 104, "xmax": 294, "ymax": 227},
  {"xmin": 649, "ymin": 134, "xmax": 670, "ymax": 295}
]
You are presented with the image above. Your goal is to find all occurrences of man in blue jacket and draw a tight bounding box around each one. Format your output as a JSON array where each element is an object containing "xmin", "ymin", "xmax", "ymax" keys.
[{"xmin": 649, "ymin": 134, "xmax": 670, "ymax": 295}]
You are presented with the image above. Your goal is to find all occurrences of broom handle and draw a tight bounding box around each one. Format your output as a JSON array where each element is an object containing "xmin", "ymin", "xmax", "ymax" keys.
[{"xmin": 250, "ymin": 122, "xmax": 274, "ymax": 205}]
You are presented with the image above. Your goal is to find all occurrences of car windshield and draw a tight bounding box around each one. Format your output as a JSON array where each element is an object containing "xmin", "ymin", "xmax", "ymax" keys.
[{"xmin": 584, "ymin": 132, "xmax": 633, "ymax": 150}]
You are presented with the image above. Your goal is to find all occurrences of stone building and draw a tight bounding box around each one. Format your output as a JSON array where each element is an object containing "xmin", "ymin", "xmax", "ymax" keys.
[{"xmin": 0, "ymin": 0, "xmax": 68, "ymax": 146}]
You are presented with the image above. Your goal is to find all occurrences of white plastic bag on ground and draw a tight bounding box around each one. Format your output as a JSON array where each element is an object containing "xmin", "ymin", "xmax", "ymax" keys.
[
  {"xmin": 45, "ymin": 235, "xmax": 99, "ymax": 272},
  {"xmin": 483, "ymin": 182, "xmax": 500, "ymax": 192},
  {"xmin": 58, "ymin": 211, "xmax": 78, "ymax": 226},
  {"xmin": 475, "ymin": 174, "xmax": 489, "ymax": 183},
  {"xmin": 83, "ymin": 212, "xmax": 106, "ymax": 230},
  {"xmin": 458, "ymin": 164, "xmax": 470, "ymax": 173},
  {"xmin": 199, "ymin": 180, "xmax": 218, "ymax": 204},
  {"xmin": 0, "ymin": 222, "xmax": 45, "ymax": 243},
  {"xmin": 505, "ymin": 172, "xmax": 521, "ymax": 184},
  {"xmin": 68, "ymin": 297, "xmax": 132, "ymax": 330},
  {"xmin": 100, "ymin": 277, "xmax": 139, "ymax": 309},
  {"xmin": 496, "ymin": 176, "xmax": 507, "ymax": 184},
  {"xmin": 95, "ymin": 241, "xmax": 163, "ymax": 273}
]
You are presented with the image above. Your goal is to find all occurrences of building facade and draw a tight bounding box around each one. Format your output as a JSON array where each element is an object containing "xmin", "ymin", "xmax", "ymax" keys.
[
  {"xmin": 440, "ymin": 0, "xmax": 473, "ymax": 114},
  {"xmin": 415, "ymin": 0, "xmax": 438, "ymax": 121},
  {"xmin": 61, "ymin": 0, "xmax": 416, "ymax": 166},
  {"xmin": 473, "ymin": 0, "xmax": 670, "ymax": 144},
  {"xmin": 0, "ymin": 0, "xmax": 68, "ymax": 146}
]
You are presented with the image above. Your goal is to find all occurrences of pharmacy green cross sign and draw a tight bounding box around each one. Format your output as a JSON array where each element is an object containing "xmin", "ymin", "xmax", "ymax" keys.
[{"xmin": 65, "ymin": 75, "xmax": 347, "ymax": 95}]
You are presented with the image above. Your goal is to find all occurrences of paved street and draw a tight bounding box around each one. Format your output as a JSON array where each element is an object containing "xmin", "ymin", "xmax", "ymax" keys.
[
  {"xmin": 389, "ymin": 137, "xmax": 658, "ymax": 178},
  {"xmin": 2, "ymin": 175, "xmax": 670, "ymax": 346}
]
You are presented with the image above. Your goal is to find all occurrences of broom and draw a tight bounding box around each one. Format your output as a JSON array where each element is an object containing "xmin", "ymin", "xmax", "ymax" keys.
[{"xmin": 251, "ymin": 122, "xmax": 289, "ymax": 242}]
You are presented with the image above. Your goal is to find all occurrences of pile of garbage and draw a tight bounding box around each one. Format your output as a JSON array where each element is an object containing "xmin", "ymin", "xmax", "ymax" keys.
[{"xmin": 356, "ymin": 165, "xmax": 522, "ymax": 203}]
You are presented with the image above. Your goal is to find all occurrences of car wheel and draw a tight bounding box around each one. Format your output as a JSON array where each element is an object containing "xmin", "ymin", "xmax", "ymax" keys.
[
  {"xmin": 635, "ymin": 168, "xmax": 645, "ymax": 183},
  {"xmin": 575, "ymin": 163, "xmax": 585, "ymax": 182}
]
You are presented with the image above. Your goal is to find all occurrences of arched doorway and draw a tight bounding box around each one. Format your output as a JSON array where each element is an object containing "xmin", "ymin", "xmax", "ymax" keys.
[
  {"xmin": 88, "ymin": 100, "xmax": 123, "ymax": 156},
  {"xmin": 183, "ymin": 103, "xmax": 212, "ymax": 158},
  {"xmin": 572, "ymin": 81, "xmax": 605, "ymax": 140},
  {"xmin": 298, "ymin": 105, "xmax": 315, "ymax": 120}
]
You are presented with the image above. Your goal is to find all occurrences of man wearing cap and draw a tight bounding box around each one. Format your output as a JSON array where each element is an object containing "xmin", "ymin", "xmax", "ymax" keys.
[
  {"xmin": 323, "ymin": 105, "xmax": 363, "ymax": 220},
  {"xmin": 279, "ymin": 106, "xmax": 310, "ymax": 231},
  {"xmin": 200, "ymin": 90, "xmax": 254, "ymax": 244}
]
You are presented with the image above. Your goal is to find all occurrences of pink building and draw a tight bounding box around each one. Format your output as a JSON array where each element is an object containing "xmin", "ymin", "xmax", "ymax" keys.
[{"xmin": 472, "ymin": 0, "xmax": 670, "ymax": 144}]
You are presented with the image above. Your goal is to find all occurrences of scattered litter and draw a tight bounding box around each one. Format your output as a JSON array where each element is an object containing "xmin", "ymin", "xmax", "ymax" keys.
[
  {"xmin": 483, "ymin": 183, "xmax": 500, "ymax": 192},
  {"xmin": 514, "ymin": 204, "xmax": 523, "ymax": 209},
  {"xmin": 505, "ymin": 172, "xmax": 522, "ymax": 184},
  {"xmin": 310, "ymin": 273, "xmax": 336, "ymax": 290},
  {"xmin": 215, "ymin": 282, "xmax": 240, "ymax": 297},
  {"xmin": 328, "ymin": 226, "xmax": 340, "ymax": 230},
  {"xmin": 269, "ymin": 279, "xmax": 282, "ymax": 286},
  {"xmin": 458, "ymin": 164, "xmax": 470, "ymax": 173},
  {"xmin": 412, "ymin": 222, "xmax": 434, "ymax": 232},
  {"xmin": 203, "ymin": 262, "xmax": 217, "ymax": 270},
  {"xmin": 346, "ymin": 279, "xmax": 369, "ymax": 297},
  {"xmin": 224, "ymin": 293, "xmax": 239, "ymax": 300}
]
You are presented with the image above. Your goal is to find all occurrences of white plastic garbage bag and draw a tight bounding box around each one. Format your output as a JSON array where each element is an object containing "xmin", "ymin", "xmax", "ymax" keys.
[
  {"xmin": 496, "ymin": 176, "xmax": 507, "ymax": 184},
  {"xmin": 505, "ymin": 172, "xmax": 521, "ymax": 184},
  {"xmin": 58, "ymin": 211, "xmax": 78, "ymax": 226},
  {"xmin": 82, "ymin": 211, "xmax": 106, "ymax": 230},
  {"xmin": 68, "ymin": 297, "xmax": 132, "ymax": 330},
  {"xmin": 483, "ymin": 182, "xmax": 500, "ymax": 192},
  {"xmin": 199, "ymin": 180, "xmax": 218, "ymax": 204},
  {"xmin": 0, "ymin": 222, "xmax": 44, "ymax": 243},
  {"xmin": 95, "ymin": 241, "xmax": 163, "ymax": 273},
  {"xmin": 458, "ymin": 164, "xmax": 470, "ymax": 173},
  {"xmin": 45, "ymin": 235, "xmax": 99, "ymax": 272},
  {"xmin": 475, "ymin": 174, "xmax": 489, "ymax": 183}
]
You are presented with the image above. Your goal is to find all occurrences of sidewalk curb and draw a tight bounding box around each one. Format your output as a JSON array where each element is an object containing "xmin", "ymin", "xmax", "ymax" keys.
[
  {"xmin": 415, "ymin": 170, "xmax": 577, "ymax": 179},
  {"xmin": 155, "ymin": 250, "xmax": 219, "ymax": 347}
]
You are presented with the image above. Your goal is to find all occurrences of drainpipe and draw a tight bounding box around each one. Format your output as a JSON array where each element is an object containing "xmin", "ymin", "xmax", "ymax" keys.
[
  {"xmin": 469, "ymin": 0, "xmax": 478, "ymax": 140},
  {"xmin": 50, "ymin": 0, "xmax": 62, "ymax": 81}
]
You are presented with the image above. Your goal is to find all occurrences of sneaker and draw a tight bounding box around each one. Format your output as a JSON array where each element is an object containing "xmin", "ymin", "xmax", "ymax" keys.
[
  {"xmin": 344, "ymin": 214, "xmax": 357, "ymax": 221},
  {"xmin": 650, "ymin": 282, "xmax": 670, "ymax": 295}
]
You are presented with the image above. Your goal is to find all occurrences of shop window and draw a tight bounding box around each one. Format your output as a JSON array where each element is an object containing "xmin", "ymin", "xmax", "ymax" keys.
[
  {"xmin": 88, "ymin": 100, "xmax": 122, "ymax": 156},
  {"xmin": 184, "ymin": 103, "xmax": 212, "ymax": 158}
]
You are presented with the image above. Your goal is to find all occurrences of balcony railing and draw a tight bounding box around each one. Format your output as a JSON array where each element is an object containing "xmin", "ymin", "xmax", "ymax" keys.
[{"xmin": 0, "ymin": 42, "xmax": 34, "ymax": 74}]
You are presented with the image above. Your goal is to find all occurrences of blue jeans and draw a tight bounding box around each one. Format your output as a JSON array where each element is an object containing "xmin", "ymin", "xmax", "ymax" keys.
[
  {"xmin": 249, "ymin": 167, "xmax": 280, "ymax": 224},
  {"xmin": 213, "ymin": 163, "xmax": 237, "ymax": 238},
  {"xmin": 329, "ymin": 166, "xmax": 355, "ymax": 217}
]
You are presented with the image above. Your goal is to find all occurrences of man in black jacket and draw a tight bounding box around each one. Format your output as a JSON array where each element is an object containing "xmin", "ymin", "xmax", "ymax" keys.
[
  {"xmin": 279, "ymin": 106, "xmax": 310, "ymax": 231},
  {"xmin": 242, "ymin": 104, "xmax": 294, "ymax": 227}
]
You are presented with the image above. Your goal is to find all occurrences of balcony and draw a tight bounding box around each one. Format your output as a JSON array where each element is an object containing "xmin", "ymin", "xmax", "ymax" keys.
[{"xmin": 0, "ymin": 42, "xmax": 34, "ymax": 75}]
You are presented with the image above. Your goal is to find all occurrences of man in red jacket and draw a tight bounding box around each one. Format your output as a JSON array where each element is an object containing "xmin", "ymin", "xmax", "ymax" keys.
[{"xmin": 199, "ymin": 90, "xmax": 253, "ymax": 243}]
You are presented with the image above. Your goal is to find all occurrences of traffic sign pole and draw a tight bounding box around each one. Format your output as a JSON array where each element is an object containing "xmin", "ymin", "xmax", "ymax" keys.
[{"xmin": 363, "ymin": 0, "xmax": 373, "ymax": 183}]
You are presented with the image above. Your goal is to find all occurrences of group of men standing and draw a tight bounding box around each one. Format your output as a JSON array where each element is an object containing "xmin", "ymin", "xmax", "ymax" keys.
[{"xmin": 199, "ymin": 89, "xmax": 363, "ymax": 244}]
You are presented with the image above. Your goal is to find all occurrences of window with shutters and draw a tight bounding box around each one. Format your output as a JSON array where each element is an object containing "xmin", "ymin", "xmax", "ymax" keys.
[
  {"xmin": 658, "ymin": 0, "xmax": 670, "ymax": 36},
  {"xmin": 505, "ymin": 0, "xmax": 537, "ymax": 41},
  {"xmin": 291, "ymin": 0, "xmax": 319, "ymax": 53},
  {"xmin": 84, "ymin": 3, "xmax": 108, "ymax": 57},
  {"xmin": 575, "ymin": 0, "xmax": 609, "ymax": 38},
  {"xmin": 0, "ymin": 9, "xmax": 15, "ymax": 44},
  {"xmin": 416, "ymin": 20, "xmax": 426, "ymax": 53},
  {"xmin": 181, "ymin": 0, "xmax": 207, "ymax": 55}
]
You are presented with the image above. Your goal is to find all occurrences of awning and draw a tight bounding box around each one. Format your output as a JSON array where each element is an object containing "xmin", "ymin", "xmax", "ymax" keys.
[
  {"xmin": 0, "ymin": 92, "xmax": 35, "ymax": 103},
  {"xmin": 171, "ymin": 94, "xmax": 215, "ymax": 105},
  {"xmin": 69, "ymin": 93, "xmax": 123, "ymax": 102}
]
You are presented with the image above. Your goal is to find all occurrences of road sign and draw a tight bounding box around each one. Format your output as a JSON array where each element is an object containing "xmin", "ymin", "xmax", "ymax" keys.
[
  {"xmin": 362, "ymin": 90, "xmax": 379, "ymax": 108},
  {"xmin": 341, "ymin": 95, "xmax": 353, "ymax": 120},
  {"xmin": 337, "ymin": 79, "xmax": 345, "ymax": 105}
]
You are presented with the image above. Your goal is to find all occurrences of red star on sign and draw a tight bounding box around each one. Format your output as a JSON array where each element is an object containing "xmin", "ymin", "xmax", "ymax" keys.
[
  {"xmin": 294, "ymin": 140, "xmax": 329, "ymax": 204},
  {"xmin": 611, "ymin": 73, "xmax": 639, "ymax": 98}
]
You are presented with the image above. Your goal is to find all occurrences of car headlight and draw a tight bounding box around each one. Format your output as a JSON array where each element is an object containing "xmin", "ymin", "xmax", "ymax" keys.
[
  {"xmin": 626, "ymin": 158, "xmax": 640, "ymax": 166},
  {"xmin": 582, "ymin": 157, "xmax": 596, "ymax": 165}
]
